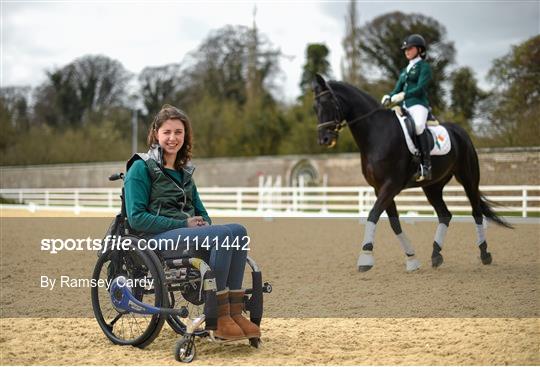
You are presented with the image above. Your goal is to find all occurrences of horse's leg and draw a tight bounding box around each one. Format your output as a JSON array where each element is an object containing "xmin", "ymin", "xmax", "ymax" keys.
[
  {"xmin": 454, "ymin": 173, "xmax": 493, "ymax": 265},
  {"xmin": 357, "ymin": 183, "xmax": 401, "ymax": 272},
  {"xmin": 422, "ymin": 181, "xmax": 453, "ymax": 268},
  {"xmin": 386, "ymin": 200, "xmax": 420, "ymax": 272}
]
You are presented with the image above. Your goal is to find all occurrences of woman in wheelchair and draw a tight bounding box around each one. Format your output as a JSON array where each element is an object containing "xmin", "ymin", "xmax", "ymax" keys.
[{"xmin": 124, "ymin": 104, "xmax": 259, "ymax": 341}]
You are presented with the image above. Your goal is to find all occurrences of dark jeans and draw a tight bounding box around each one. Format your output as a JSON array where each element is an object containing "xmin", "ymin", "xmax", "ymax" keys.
[{"xmin": 151, "ymin": 223, "xmax": 248, "ymax": 291}]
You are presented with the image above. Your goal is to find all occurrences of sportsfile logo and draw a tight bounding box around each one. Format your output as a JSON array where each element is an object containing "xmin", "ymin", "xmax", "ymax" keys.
[
  {"xmin": 40, "ymin": 234, "xmax": 251, "ymax": 254},
  {"xmin": 40, "ymin": 235, "xmax": 138, "ymax": 254}
]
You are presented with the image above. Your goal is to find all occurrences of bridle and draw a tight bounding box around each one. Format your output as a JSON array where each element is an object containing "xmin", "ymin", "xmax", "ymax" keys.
[
  {"xmin": 314, "ymin": 89, "xmax": 384, "ymax": 133},
  {"xmin": 314, "ymin": 90, "xmax": 346, "ymax": 132}
]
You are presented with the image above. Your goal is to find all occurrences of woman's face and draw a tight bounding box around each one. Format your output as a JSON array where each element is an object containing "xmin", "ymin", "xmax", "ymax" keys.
[
  {"xmin": 404, "ymin": 46, "xmax": 419, "ymax": 60},
  {"xmin": 156, "ymin": 118, "xmax": 185, "ymax": 157}
]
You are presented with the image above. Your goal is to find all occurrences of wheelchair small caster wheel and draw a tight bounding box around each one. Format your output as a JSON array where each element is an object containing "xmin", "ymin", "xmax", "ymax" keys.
[
  {"xmin": 263, "ymin": 282, "xmax": 272, "ymax": 293},
  {"xmin": 249, "ymin": 337, "xmax": 261, "ymax": 348},
  {"xmin": 175, "ymin": 336, "xmax": 196, "ymax": 363}
]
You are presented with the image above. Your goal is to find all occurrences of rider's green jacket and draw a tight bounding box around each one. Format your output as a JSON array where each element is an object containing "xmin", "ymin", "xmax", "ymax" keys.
[
  {"xmin": 390, "ymin": 59, "xmax": 432, "ymax": 108},
  {"xmin": 124, "ymin": 145, "xmax": 211, "ymax": 235}
]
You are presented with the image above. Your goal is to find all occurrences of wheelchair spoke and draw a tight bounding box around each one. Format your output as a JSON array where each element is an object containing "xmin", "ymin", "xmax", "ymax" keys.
[
  {"xmin": 109, "ymin": 312, "xmax": 123, "ymax": 327},
  {"xmin": 129, "ymin": 313, "xmax": 145, "ymax": 335},
  {"xmin": 127, "ymin": 316, "xmax": 135, "ymax": 339},
  {"xmin": 119, "ymin": 316, "xmax": 125, "ymax": 339}
]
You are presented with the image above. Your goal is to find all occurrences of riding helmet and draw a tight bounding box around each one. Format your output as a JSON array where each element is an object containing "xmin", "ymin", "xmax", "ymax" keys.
[{"xmin": 401, "ymin": 34, "xmax": 427, "ymax": 58}]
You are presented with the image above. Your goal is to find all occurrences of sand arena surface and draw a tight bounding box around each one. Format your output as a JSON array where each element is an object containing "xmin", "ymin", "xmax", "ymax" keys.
[
  {"xmin": 1, "ymin": 317, "xmax": 538, "ymax": 365},
  {"xmin": 1, "ymin": 209, "xmax": 539, "ymax": 364}
]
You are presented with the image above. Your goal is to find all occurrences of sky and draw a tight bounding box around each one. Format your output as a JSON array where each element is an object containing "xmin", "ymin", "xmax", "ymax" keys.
[{"xmin": 1, "ymin": 1, "xmax": 539, "ymax": 103}]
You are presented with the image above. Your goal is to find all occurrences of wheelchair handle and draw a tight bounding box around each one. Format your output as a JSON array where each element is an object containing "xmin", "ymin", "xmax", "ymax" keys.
[{"xmin": 109, "ymin": 172, "xmax": 125, "ymax": 181}]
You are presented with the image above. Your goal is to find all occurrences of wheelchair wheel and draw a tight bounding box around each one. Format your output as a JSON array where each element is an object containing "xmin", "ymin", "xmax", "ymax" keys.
[
  {"xmin": 165, "ymin": 267, "xmax": 208, "ymax": 337},
  {"xmin": 91, "ymin": 242, "xmax": 168, "ymax": 348},
  {"xmin": 175, "ymin": 335, "xmax": 196, "ymax": 363}
]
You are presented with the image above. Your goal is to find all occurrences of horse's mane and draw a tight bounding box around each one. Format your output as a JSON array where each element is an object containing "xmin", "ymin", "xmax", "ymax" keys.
[{"xmin": 327, "ymin": 80, "xmax": 380, "ymax": 109}]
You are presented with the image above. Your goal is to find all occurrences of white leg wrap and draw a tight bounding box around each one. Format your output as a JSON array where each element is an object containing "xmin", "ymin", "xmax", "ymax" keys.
[
  {"xmin": 434, "ymin": 223, "xmax": 449, "ymax": 248},
  {"xmin": 357, "ymin": 252, "xmax": 375, "ymax": 267},
  {"xmin": 406, "ymin": 257, "xmax": 421, "ymax": 272},
  {"xmin": 362, "ymin": 221, "xmax": 377, "ymax": 246},
  {"xmin": 475, "ymin": 223, "xmax": 486, "ymax": 246},
  {"xmin": 397, "ymin": 232, "xmax": 415, "ymax": 255},
  {"xmin": 358, "ymin": 221, "xmax": 376, "ymax": 269},
  {"xmin": 397, "ymin": 232, "xmax": 420, "ymax": 271}
]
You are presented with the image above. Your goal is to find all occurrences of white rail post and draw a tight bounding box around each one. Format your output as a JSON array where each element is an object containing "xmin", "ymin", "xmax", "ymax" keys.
[
  {"xmin": 18, "ymin": 190, "xmax": 23, "ymax": 204},
  {"xmin": 265, "ymin": 175, "xmax": 272, "ymax": 211},
  {"xmin": 299, "ymin": 176, "xmax": 305, "ymax": 212},
  {"xmin": 74, "ymin": 189, "xmax": 79, "ymax": 207},
  {"xmin": 522, "ymin": 187, "xmax": 527, "ymax": 218},
  {"xmin": 292, "ymin": 178, "xmax": 297, "ymax": 212},
  {"xmin": 258, "ymin": 176, "xmax": 264, "ymax": 211},
  {"xmin": 44, "ymin": 190, "xmax": 49, "ymax": 207},
  {"xmin": 358, "ymin": 188, "xmax": 363, "ymax": 215},
  {"xmin": 321, "ymin": 174, "xmax": 328, "ymax": 213},
  {"xmin": 236, "ymin": 189, "xmax": 242, "ymax": 212},
  {"xmin": 275, "ymin": 175, "xmax": 282, "ymax": 212}
]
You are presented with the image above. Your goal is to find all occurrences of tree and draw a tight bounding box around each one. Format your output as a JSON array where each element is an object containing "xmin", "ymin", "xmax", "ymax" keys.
[
  {"xmin": 138, "ymin": 63, "xmax": 184, "ymax": 120},
  {"xmin": 484, "ymin": 35, "xmax": 540, "ymax": 146},
  {"xmin": 184, "ymin": 25, "xmax": 280, "ymax": 107},
  {"xmin": 341, "ymin": 0, "xmax": 364, "ymax": 88},
  {"xmin": 358, "ymin": 11, "xmax": 455, "ymax": 113},
  {"xmin": 180, "ymin": 24, "xmax": 284, "ymax": 157},
  {"xmin": 299, "ymin": 44, "xmax": 331, "ymax": 94},
  {"xmin": 33, "ymin": 54, "xmax": 132, "ymax": 127},
  {"xmin": 0, "ymin": 86, "xmax": 31, "ymax": 130},
  {"xmin": 448, "ymin": 67, "xmax": 485, "ymax": 132}
]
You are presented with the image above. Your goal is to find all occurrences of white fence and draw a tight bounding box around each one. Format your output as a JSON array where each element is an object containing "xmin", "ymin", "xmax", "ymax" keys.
[{"xmin": 1, "ymin": 185, "xmax": 539, "ymax": 217}]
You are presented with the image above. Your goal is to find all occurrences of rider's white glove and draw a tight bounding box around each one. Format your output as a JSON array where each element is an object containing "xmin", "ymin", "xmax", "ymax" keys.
[
  {"xmin": 381, "ymin": 95, "xmax": 391, "ymax": 106},
  {"xmin": 391, "ymin": 92, "xmax": 405, "ymax": 104}
]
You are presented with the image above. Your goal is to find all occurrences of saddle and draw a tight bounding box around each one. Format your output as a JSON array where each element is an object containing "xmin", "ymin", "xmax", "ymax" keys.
[{"xmin": 392, "ymin": 106, "xmax": 439, "ymax": 152}]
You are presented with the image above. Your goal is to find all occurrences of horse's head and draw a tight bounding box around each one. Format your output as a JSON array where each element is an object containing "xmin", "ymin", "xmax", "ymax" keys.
[{"xmin": 311, "ymin": 73, "xmax": 345, "ymax": 148}]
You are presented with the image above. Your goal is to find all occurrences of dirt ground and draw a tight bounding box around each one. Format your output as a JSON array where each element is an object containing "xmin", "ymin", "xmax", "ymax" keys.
[{"xmin": 1, "ymin": 209, "xmax": 539, "ymax": 365}]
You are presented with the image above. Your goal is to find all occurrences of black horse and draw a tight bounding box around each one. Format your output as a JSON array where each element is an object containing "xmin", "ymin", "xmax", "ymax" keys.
[{"xmin": 312, "ymin": 74, "xmax": 511, "ymax": 272}]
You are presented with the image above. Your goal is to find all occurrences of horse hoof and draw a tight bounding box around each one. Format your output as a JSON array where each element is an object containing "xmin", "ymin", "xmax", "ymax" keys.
[
  {"xmin": 432, "ymin": 254, "xmax": 444, "ymax": 268},
  {"xmin": 481, "ymin": 252, "xmax": 492, "ymax": 265},
  {"xmin": 358, "ymin": 265, "xmax": 373, "ymax": 272},
  {"xmin": 357, "ymin": 251, "xmax": 374, "ymax": 272},
  {"xmin": 406, "ymin": 258, "xmax": 421, "ymax": 272}
]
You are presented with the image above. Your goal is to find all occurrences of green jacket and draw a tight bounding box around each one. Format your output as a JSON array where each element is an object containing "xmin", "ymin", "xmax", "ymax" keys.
[
  {"xmin": 125, "ymin": 145, "xmax": 211, "ymax": 235},
  {"xmin": 390, "ymin": 59, "xmax": 432, "ymax": 108}
]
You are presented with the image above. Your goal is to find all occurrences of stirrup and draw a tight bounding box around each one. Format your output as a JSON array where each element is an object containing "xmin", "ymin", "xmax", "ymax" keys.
[
  {"xmin": 415, "ymin": 164, "xmax": 431, "ymax": 182},
  {"xmin": 416, "ymin": 165, "xmax": 426, "ymax": 182}
]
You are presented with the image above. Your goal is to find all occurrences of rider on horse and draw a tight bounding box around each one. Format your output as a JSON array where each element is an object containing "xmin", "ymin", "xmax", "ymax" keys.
[{"xmin": 381, "ymin": 34, "xmax": 433, "ymax": 182}]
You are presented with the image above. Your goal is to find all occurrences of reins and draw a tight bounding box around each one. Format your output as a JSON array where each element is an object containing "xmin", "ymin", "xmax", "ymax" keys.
[
  {"xmin": 316, "ymin": 87, "xmax": 385, "ymax": 131},
  {"xmin": 346, "ymin": 107, "xmax": 385, "ymax": 127}
]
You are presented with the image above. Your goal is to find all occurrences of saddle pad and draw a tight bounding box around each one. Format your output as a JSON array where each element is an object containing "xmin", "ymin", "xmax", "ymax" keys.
[{"xmin": 395, "ymin": 112, "xmax": 451, "ymax": 156}]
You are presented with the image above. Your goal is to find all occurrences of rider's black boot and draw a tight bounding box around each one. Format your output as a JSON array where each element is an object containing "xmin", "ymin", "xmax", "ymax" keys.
[{"xmin": 416, "ymin": 130, "xmax": 432, "ymax": 182}]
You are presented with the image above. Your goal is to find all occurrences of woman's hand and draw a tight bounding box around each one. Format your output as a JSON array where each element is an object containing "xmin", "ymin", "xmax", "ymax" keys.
[
  {"xmin": 187, "ymin": 216, "xmax": 208, "ymax": 227},
  {"xmin": 391, "ymin": 92, "xmax": 405, "ymax": 103}
]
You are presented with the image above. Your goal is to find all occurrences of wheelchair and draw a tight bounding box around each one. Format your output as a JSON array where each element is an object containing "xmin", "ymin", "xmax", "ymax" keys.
[{"xmin": 91, "ymin": 172, "xmax": 272, "ymax": 362}]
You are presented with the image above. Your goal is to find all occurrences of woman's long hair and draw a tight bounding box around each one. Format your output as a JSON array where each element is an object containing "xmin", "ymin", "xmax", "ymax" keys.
[{"xmin": 147, "ymin": 104, "xmax": 193, "ymax": 170}]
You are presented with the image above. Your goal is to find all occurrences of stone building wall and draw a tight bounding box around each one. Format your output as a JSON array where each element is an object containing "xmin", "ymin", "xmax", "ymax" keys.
[{"xmin": 1, "ymin": 147, "xmax": 538, "ymax": 188}]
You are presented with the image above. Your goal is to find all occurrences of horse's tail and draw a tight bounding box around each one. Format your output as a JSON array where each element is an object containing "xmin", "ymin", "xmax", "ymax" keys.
[
  {"xmin": 447, "ymin": 123, "xmax": 513, "ymax": 229},
  {"xmin": 479, "ymin": 194, "xmax": 514, "ymax": 229}
]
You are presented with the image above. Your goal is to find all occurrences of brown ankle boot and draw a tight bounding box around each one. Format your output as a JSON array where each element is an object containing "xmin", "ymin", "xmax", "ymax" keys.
[
  {"xmin": 214, "ymin": 289, "xmax": 245, "ymax": 340},
  {"xmin": 229, "ymin": 289, "xmax": 261, "ymax": 338}
]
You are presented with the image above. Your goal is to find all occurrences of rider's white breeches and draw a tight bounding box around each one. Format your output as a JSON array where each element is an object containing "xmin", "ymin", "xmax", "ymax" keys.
[{"xmin": 405, "ymin": 104, "xmax": 428, "ymax": 135}]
